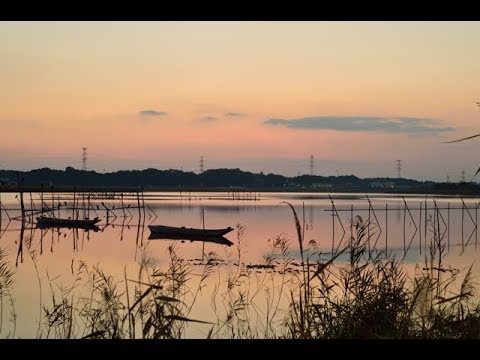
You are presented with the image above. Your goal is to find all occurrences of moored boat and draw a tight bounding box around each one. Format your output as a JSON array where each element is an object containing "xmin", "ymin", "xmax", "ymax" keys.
[
  {"xmin": 36, "ymin": 216, "xmax": 101, "ymax": 230},
  {"xmin": 148, "ymin": 224, "xmax": 233, "ymax": 237},
  {"xmin": 148, "ymin": 232, "xmax": 233, "ymax": 246}
]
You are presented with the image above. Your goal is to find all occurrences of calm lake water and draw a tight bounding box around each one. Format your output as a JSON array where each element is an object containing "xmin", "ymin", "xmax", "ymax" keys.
[{"xmin": 1, "ymin": 191, "xmax": 479, "ymax": 338}]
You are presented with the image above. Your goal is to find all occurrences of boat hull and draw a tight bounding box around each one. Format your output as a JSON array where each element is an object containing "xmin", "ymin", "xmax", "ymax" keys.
[
  {"xmin": 148, "ymin": 233, "xmax": 233, "ymax": 246},
  {"xmin": 36, "ymin": 217, "xmax": 101, "ymax": 231},
  {"xmin": 148, "ymin": 225, "xmax": 233, "ymax": 237}
]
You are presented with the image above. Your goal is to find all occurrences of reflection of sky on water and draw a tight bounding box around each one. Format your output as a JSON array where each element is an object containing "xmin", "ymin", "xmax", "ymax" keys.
[{"xmin": 1, "ymin": 191, "xmax": 479, "ymax": 337}]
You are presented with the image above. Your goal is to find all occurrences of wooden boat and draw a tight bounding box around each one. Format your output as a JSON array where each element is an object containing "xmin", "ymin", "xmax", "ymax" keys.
[
  {"xmin": 36, "ymin": 216, "xmax": 101, "ymax": 230},
  {"xmin": 148, "ymin": 233, "xmax": 234, "ymax": 246},
  {"xmin": 148, "ymin": 225, "xmax": 234, "ymax": 237}
]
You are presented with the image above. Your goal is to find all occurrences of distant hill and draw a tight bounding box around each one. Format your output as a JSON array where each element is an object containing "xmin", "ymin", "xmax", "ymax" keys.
[{"xmin": 0, "ymin": 167, "xmax": 478, "ymax": 195}]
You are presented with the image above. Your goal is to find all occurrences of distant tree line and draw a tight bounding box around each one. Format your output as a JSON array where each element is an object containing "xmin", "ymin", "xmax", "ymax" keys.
[{"xmin": 0, "ymin": 167, "xmax": 478, "ymax": 194}]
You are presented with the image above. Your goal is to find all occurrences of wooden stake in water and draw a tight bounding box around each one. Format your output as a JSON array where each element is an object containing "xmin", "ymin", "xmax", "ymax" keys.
[
  {"xmin": 424, "ymin": 195, "xmax": 427, "ymax": 251},
  {"xmin": 368, "ymin": 200, "xmax": 371, "ymax": 256},
  {"xmin": 436, "ymin": 204, "xmax": 442, "ymax": 292},
  {"xmin": 29, "ymin": 192, "xmax": 34, "ymax": 223},
  {"xmin": 51, "ymin": 186, "xmax": 55, "ymax": 218},
  {"xmin": 16, "ymin": 217, "xmax": 25, "ymax": 266},
  {"xmin": 135, "ymin": 211, "xmax": 141, "ymax": 246},
  {"xmin": 82, "ymin": 191, "xmax": 86, "ymax": 220},
  {"xmin": 73, "ymin": 187, "xmax": 76, "ymax": 221},
  {"xmin": 462, "ymin": 199, "xmax": 465, "ymax": 252},
  {"xmin": 17, "ymin": 174, "xmax": 25, "ymax": 221},
  {"xmin": 331, "ymin": 200, "xmax": 335, "ymax": 256},
  {"xmin": 385, "ymin": 203, "xmax": 388, "ymax": 253},
  {"xmin": 137, "ymin": 190, "xmax": 141, "ymax": 220},
  {"xmin": 302, "ymin": 201, "xmax": 305, "ymax": 246},
  {"xmin": 419, "ymin": 201, "xmax": 422, "ymax": 254},
  {"xmin": 202, "ymin": 207, "xmax": 205, "ymax": 263},
  {"xmin": 403, "ymin": 200, "xmax": 406, "ymax": 255},
  {"xmin": 476, "ymin": 202, "xmax": 478, "ymax": 248},
  {"xmin": 73, "ymin": 226, "xmax": 76, "ymax": 251},
  {"xmin": 142, "ymin": 187, "xmax": 146, "ymax": 219},
  {"xmin": 121, "ymin": 193, "xmax": 125, "ymax": 218},
  {"xmin": 350, "ymin": 204, "xmax": 353, "ymax": 246},
  {"xmin": 40, "ymin": 184, "xmax": 44, "ymax": 215},
  {"xmin": 40, "ymin": 228, "xmax": 44, "ymax": 255},
  {"xmin": 447, "ymin": 202, "xmax": 450, "ymax": 250},
  {"xmin": 15, "ymin": 178, "xmax": 26, "ymax": 265},
  {"xmin": 433, "ymin": 200, "xmax": 437, "ymax": 250},
  {"xmin": 50, "ymin": 224, "xmax": 54, "ymax": 253}
]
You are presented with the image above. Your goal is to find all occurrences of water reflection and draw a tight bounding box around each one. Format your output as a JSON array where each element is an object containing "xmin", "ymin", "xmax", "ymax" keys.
[
  {"xmin": 35, "ymin": 222, "xmax": 100, "ymax": 232},
  {"xmin": 1, "ymin": 191, "xmax": 480, "ymax": 338},
  {"xmin": 1, "ymin": 192, "xmax": 480, "ymax": 265},
  {"xmin": 148, "ymin": 233, "xmax": 234, "ymax": 246}
]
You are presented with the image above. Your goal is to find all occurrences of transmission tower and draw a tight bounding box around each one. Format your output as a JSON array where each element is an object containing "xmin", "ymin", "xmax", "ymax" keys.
[
  {"xmin": 82, "ymin": 147, "xmax": 87, "ymax": 171},
  {"xmin": 461, "ymin": 170, "xmax": 466, "ymax": 183},
  {"xmin": 199, "ymin": 156, "xmax": 204, "ymax": 174},
  {"xmin": 396, "ymin": 160, "xmax": 402, "ymax": 178},
  {"xmin": 309, "ymin": 155, "xmax": 314, "ymax": 176}
]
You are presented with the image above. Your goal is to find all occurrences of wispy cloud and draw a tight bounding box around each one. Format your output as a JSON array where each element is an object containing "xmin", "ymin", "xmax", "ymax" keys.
[
  {"xmin": 139, "ymin": 109, "xmax": 168, "ymax": 117},
  {"xmin": 264, "ymin": 116, "xmax": 454, "ymax": 135},
  {"xmin": 200, "ymin": 116, "xmax": 218, "ymax": 122},
  {"xmin": 225, "ymin": 112, "xmax": 247, "ymax": 118}
]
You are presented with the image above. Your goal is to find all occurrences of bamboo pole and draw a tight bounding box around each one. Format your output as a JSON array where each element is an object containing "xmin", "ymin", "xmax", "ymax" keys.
[
  {"xmin": 385, "ymin": 203, "xmax": 388, "ymax": 253},
  {"xmin": 72, "ymin": 187, "xmax": 76, "ymax": 220},
  {"xmin": 419, "ymin": 201, "xmax": 422, "ymax": 254},
  {"xmin": 202, "ymin": 207, "xmax": 205, "ymax": 263}
]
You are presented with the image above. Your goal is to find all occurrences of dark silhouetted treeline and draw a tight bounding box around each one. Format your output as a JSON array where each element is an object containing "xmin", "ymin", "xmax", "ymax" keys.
[{"xmin": 0, "ymin": 167, "xmax": 479, "ymax": 195}]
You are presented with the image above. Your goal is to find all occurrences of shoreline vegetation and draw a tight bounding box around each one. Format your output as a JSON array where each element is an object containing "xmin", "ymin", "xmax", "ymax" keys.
[
  {"xmin": 0, "ymin": 167, "xmax": 479, "ymax": 195},
  {"xmin": 1, "ymin": 203, "xmax": 480, "ymax": 339}
]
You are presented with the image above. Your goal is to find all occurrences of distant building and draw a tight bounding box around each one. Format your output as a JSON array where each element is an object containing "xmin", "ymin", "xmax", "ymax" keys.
[
  {"xmin": 313, "ymin": 183, "xmax": 334, "ymax": 189},
  {"xmin": 369, "ymin": 182, "xmax": 395, "ymax": 189}
]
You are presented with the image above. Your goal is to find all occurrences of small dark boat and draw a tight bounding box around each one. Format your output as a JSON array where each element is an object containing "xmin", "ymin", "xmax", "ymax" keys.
[
  {"xmin": 148, "ymin": 225, "xmax": 234, "ymax": 237},
  {"xmin": 148, "ymin": 233, "xmax": 234, "ymax": 246},
  {"xmin": 36, "ymin": 216, "xmax": 101, "ymax": 231}
]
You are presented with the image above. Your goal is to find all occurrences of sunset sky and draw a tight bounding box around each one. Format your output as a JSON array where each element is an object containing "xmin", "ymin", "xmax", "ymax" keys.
[{"xmin": 1, "ymin": 21, "xmax": 480, "ymax": 181}]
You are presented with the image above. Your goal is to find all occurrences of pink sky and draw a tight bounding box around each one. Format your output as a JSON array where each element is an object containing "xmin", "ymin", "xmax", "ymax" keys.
[{"xmin": 1, "ymin": 21, "xmax": 480, "ymax": 180}]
